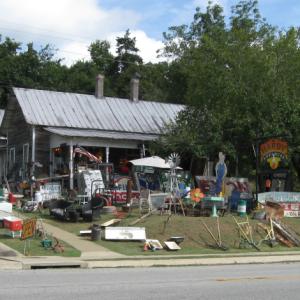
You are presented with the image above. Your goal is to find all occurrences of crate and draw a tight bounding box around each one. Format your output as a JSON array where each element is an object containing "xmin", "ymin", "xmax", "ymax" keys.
[
  {"xmin": 3, "ymin": 216, "xmax": 22, "ymax": 231},
  {"xmin": 5, "ymin": 229, "xmax": 22, "ymax": 238}
]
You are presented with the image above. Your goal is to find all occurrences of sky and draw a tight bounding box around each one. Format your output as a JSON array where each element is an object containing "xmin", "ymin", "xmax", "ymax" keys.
[{"xmin": 0, "ymin": 0, "xmax": 299, "ymax": 66}]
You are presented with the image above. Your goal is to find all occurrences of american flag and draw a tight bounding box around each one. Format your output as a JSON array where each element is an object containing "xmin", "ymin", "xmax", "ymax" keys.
[{"xmin": 73, "ymin": 147, "xmax": 102, "ymax": 163}]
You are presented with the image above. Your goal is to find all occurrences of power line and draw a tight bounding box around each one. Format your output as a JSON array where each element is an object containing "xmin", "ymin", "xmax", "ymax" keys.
[
  {"xmin": 0, "ymin": 25, "xmax": 166, "ymax": 66},
  {"xmin": 0, "ymin": 18, "xmax": 94, "ymax": 43}
]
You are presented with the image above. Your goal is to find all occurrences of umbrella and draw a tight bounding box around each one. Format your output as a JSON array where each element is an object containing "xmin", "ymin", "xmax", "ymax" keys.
[{"xmin": 129, "ymin": 156, "xmax": 182, "ymax": 169}]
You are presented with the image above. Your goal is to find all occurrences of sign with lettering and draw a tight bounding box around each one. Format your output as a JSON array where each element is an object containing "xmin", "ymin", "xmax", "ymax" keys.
[
  {"xmin": 21, "ymin": 218, "xmax": 37, "ymax": 240},
  {"xmin": 260, "ymin": 139, "xmax": 288, "ymax": 169}
]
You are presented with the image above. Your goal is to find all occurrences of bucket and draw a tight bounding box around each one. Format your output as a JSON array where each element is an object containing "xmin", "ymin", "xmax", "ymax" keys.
[
  {"xmin": 41, "ymin": 239, "xmax": 52, "ymax": 248},
  {"xmin": 237, "ymin": 199, "xmax": 247, "ymax": 216},
  {"xmin": 91, "ymin": 225, "xmax": 101, "ymax": 241},
  {"xmin": 8, "ymin": 192, "xmax": 16, "ymax": 204}
]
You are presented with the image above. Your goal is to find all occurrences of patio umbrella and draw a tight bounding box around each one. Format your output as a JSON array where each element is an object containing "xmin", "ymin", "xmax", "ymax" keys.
[{"xmin": 129, "ymin": 156, "xmax": 182, "ymax": 169}]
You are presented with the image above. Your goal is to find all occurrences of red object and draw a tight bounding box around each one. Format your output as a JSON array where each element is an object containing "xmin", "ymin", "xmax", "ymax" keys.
[
  {"xmin": 3, "ymin": 217, "xmax": 22, "ymax": 231},
  {"xmin": 8, "ymin": 192, "xmax": 16, "ymax": 204},
  {"xmin": 143, "ymin": 242, "xmax": 148, "ymax": 251}
]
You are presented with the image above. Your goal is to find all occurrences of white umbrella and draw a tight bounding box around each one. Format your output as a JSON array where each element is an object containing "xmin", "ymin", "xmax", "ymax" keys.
[{"xmin": 129, "ymin": 156, "xmax": 182, "ymax": 169}]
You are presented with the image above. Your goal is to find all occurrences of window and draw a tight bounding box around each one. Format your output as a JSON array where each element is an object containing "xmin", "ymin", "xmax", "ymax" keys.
[{"xmin": 9, "ymin": 147, "xmax": 15, "ymax": 169}]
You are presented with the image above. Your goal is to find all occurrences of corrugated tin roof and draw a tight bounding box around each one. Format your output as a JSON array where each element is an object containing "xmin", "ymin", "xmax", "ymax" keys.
[
  {"xmin": 45, "ymin": 127, "xmax": 159, "ymax": 141},
  {"xmin": 13, "ymin": 88, "xmax": 184, "ymax": 135}
]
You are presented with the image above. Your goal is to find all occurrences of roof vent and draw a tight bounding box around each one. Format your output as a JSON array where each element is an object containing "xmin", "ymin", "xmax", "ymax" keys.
[
  {"xmin": 95, "ymin": 74, "xmax": 104, "ymax": 99},
  {"xmin": 130, "ymin": 73, "xmax": 140, "ymax": 102}
]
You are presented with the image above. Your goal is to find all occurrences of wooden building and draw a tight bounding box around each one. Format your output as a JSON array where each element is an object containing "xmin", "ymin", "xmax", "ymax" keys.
[
  {"xmin": 0, "ymin": 75, "xmax": 183, "ymax": 189},
  {"xmin": 0, "ymin": 110, "xmax": 7, "ymax": 182}
]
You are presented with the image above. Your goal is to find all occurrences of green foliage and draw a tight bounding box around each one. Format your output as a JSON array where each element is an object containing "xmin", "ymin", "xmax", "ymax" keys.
[
  {"xmin": 0, "ymin": 1, "xmax": 300, "ymax": 182},
  {"xmin": 110, "ymin": 29, "xmax": 143, "ymax": 98},
  {"xmin": 154, "ymin": 0, "xmax": 300, "ymax": 179}
]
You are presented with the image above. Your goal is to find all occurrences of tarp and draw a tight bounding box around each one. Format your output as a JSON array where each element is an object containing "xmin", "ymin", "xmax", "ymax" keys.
[{"xmin": 129, "ymin": 156, "xmax": 182, "ymax": 169}]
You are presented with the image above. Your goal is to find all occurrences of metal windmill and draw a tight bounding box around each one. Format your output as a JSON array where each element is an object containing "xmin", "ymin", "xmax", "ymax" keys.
[{"xmin": 166, "ymin": 153, "xmax": 181, "ymax": 213}]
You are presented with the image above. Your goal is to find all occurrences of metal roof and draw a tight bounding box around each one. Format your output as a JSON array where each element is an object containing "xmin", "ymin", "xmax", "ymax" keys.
[
  {"xmin": 13, "ymin": 88, "xmax": 184, "ymax": 135},
  {"xmin": 45, "ymin": 127, "xmax": 159, "ymax": 141}
]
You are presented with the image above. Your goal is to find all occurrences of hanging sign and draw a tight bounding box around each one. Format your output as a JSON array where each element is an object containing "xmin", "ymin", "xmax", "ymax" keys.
[{"xmin": 260, "ymin": 139, "xmax": 288, "ymax": 169}]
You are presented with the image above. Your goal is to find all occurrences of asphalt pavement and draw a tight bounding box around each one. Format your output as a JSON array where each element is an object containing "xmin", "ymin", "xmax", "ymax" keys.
[{"xmin": 1, "ymin": 263, "xmax": 300, "ymax": 300}]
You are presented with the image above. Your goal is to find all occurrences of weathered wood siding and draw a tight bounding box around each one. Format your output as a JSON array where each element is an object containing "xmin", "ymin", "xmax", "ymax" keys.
[
  {"xmin": 2, "ymin": 96, "xmax": 31, "ymax": 180},
  {"xmin": 35, "ymin": 127, "xmax": 50, "ymax": 177},
  {"xmin": 1, "ymin": 95, "xmax": 50, "ymax": 180}
]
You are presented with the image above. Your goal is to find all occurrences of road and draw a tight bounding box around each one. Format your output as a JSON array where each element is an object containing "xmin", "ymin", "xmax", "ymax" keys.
[{"xmin": 0, "ymin": 263, "xmax": 300, "ymax": 300}]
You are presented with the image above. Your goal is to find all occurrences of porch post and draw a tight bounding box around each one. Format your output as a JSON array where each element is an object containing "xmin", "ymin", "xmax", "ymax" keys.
[
  {"xmin": 140, "ymin": 143, "xmax": 145, "ymax": 158},
  {"xmin": 105, "ymin": 146, "xmax": 109, "ymax": 163},
  {"xmin": 105, "ymin": 146, "xmax": 110, "ymax": 183},
  {"xmin": 69, "ymin": 139, "xmax": 74, "ymax": 190},
  {"xmin": 30, "ymin": 126, "xmax": 36, "ymax": 198},
  {"xmin": 31, "ymin": 126, "xmax": 36, "ymax": 176}
]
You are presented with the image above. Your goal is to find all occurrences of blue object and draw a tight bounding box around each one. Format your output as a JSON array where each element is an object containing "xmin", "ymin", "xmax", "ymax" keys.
[{"xmin": 229, "ymin": 191, "xmax": 241, "ymax": 211}]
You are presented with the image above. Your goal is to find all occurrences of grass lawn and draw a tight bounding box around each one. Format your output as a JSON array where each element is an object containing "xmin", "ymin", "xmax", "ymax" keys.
[
  {"xmin": 15, "ymin": 206, "xmax": 300, "ymax": 257},
  {"xmin": 0, "ymin": 228, "xmax": 81, "ymax": 257}
]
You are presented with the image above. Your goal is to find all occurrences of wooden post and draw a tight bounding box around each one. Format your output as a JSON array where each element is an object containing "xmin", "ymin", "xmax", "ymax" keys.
[
  {"xmin": 30, "ymin": 126, "xmax": 36, "ymax": 198},
  {"xmin": 31, "ymin": 126, "xmax": 36, "ymax": 175},
  {"xmin": 105, "ymin": 146, "xmax": 110, "ymax": 183},
  {"xmin": 69, "ymin": 139, "xmax": 74, "ymax": 190}
]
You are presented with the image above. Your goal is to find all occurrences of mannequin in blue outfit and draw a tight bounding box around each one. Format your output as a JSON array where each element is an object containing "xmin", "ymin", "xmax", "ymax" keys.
[{"xmin": 215, "ymin": 152, "xmax": 227, "ymax": 195}]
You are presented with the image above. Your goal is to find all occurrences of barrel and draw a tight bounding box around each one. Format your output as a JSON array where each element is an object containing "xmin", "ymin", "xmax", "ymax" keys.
[
  {"xmin": 91, "ymin": 225, "xmax": 101, "ymax": 241},
  {"xmin": 237, "ymin": 199, "xmax": 247, "ymax": 216}
]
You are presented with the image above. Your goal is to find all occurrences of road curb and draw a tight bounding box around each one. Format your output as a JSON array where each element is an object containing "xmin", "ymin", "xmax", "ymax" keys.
[
  {"xmin": 21, "ymin": 260, "xmax": 88, "ymax": 270},
  {"xmin": 2, "ymin": 252, "xmax": 300, "ymax": 270},
  {"xmin": 86, "ymin": 255, "xmax": 300, "ymax": 268}
]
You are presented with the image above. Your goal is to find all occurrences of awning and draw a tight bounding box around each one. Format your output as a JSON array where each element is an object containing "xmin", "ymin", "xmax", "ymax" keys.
[
  {"xmin": 130, "ymin": 156, "xmax": 182, "ymax": 169},
  {"xmin": 44, "ymin": 127, "xmax": 159, "ymax": 141}
]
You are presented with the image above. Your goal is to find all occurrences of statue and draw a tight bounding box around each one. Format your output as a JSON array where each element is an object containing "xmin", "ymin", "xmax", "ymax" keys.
[{"xmin": 215, "ymin": 152, "xmax": 227, "ymax": 195}]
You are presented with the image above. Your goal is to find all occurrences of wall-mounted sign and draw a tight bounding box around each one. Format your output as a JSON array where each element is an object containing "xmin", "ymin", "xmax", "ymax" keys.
[{"xmin": 260, "ymin": 139, "xmax": 288, "ymax": 169}]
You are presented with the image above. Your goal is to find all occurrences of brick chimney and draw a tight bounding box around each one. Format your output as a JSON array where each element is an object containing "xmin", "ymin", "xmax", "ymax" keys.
[
  {"xmin": 130, "ymin": 73, "xmax": 140, "ymax": 102},
  {"xmin": 95, "ymin": 74, "xmax": 104, "ymax": 99}
]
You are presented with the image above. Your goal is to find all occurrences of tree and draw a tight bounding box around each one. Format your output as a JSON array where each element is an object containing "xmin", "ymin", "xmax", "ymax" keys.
[
  {"xmin": 156, "ymin": 0, "xmax": 300, "ymax": 179},
  {"xmin": 89, "ymin": 40, "xmax": 114, "ymax": 75},
  {"xmin": 111, "ymin": 29, "xmax": 143, "ymax": 98}
]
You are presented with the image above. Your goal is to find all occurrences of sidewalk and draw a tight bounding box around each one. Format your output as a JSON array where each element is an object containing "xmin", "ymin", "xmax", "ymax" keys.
[
  {"xmin": 2, "ymin": 249, "xmax": 300, "ymax": 270},
  {"xmin": 41, "ymin": 222, "xmax": 124, "ymax": 259}
]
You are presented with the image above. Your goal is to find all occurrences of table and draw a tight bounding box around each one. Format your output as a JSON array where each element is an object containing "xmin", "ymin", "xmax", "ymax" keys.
[{"xmin": 202, "ymin": 196, "xmax": 225, "ymax": 217}]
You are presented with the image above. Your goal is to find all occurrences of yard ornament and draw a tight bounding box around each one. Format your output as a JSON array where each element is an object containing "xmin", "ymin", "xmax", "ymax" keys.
[
  {"xmin": 190, "ymin": 188, "xmax": 204, "ymax": 203},
  {"xmin": 215, "ymin": 152, "xmax": 227, "ymax": 195}
]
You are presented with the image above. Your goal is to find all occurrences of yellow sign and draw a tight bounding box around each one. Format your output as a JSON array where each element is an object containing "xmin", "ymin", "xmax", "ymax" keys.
[
  {"xmin": 21, "ymin": 218, "xmax": 37, "ymax": 240},
  {"xmin": 260, "ymin": 139, "xmax": 288, "ymax": 169}
]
